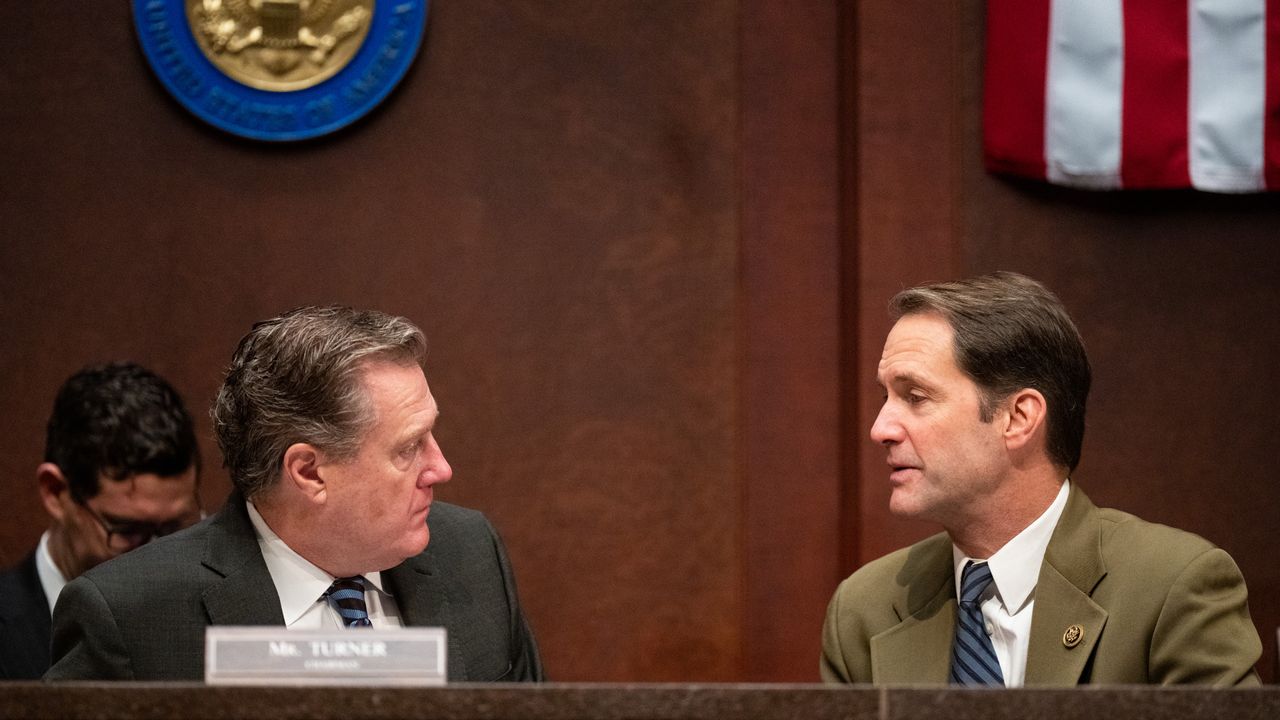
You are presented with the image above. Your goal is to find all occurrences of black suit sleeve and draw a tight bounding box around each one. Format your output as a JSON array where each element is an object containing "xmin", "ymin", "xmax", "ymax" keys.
[{"xmin": 44, "ymin": 575, "xmax": 135, "ymax": 680}]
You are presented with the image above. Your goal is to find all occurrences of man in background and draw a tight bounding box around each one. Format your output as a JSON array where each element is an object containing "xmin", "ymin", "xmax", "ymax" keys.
[
  {"xmin": 0, "ymin": 363, "xmax": 201, "ymax": 679},
  {"xmin": 46, "ymin": 306, "xmax": 543, "ymax": 681},
  {"xmin": 821, "ymin": 272, "xmax": 1261, "ymax": 686}
]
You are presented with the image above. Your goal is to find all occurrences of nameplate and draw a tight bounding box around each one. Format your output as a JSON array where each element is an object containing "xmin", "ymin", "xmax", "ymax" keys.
[{"xmin": 205, "ymin": 627, "xmax": 447, "ymax": 686}]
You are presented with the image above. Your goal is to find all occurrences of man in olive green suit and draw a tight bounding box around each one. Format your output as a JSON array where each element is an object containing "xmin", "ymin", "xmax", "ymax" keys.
[{"xmin": 822, "ymin": 273, "xmax": 1260, "ymax": 686}]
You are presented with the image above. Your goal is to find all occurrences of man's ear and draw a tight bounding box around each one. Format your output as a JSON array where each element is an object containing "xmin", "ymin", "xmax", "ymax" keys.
[
  {"xmin": 1003, "ymin": 388, "xmax": 1048, "ymax": 453},
  {"xmin": 37, "ymin": 462, "xmax": 72, "ymax": 520},
  {"xmin": 281, "ymin": 443, "xmax": 327, "ymax": 504}
]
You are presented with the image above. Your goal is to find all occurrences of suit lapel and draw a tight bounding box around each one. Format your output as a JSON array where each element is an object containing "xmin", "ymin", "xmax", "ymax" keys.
[
  {"xmin": 872, "ymin": 584, "xmax": 956, "ymax": 683},
  {"xmin": 200, "ymin": 492, "xmax": 285, "ymax": 626},
  {"xmin": 872, "ymin": 536, "xmax": 956, "ymax": 684},
  {"xmin": 383, "ymin": 550, "xmax": 461, "ymax": 679},
  {"xmin": 1025, "ymin": 484, "xmax": 1108, "ymax": 685}
]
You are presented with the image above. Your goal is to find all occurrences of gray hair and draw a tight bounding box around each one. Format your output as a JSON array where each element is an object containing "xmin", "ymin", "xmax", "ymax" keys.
[
  {"xmin": 889, "ymin": 272, "xmax": 1091, "ymax": 471},
  {"xmin": 211, "ymin": 306, "xmax": 427, "ymax": 499}
]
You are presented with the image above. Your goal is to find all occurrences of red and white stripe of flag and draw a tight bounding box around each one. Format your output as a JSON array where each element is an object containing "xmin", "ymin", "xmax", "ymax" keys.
[{"xmin": 984, "ymin": 0, "xmax": 1280, "ymax": 192}]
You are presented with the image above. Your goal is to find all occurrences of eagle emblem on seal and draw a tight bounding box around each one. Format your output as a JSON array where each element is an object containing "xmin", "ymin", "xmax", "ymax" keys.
[{"xmin": 188, "ymin": 0, "xmax": 375, "ymax": 91}]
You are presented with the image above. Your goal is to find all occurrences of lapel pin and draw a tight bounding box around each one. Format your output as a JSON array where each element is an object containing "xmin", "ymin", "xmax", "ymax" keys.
[{"xmin": 1062, "ymin": 624, "xmax": 1084, "ymax": 648}]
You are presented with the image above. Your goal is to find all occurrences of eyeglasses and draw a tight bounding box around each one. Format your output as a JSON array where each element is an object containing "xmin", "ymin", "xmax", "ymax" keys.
[{"xmin": 74, "ymin": 497, "xmax": 201, "ymax": 552}]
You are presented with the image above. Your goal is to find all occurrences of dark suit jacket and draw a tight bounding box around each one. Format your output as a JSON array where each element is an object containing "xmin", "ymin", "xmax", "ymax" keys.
[
  {"xmin": 821, "ymin": 483, "xmax": 1261, "ymax": 685},
  {"xmin": 0, "ymin": 551, "xmax": 52, "ymax": 679},
  {"xmin": 45, "ymin": 493, "xmax": 543, "ymax": 681}
]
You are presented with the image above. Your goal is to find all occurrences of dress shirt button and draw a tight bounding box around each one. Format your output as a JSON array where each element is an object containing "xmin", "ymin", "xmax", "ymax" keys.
[{"xmin": 985, "ymin": 623, "xmax": 995, "ymax": 635}]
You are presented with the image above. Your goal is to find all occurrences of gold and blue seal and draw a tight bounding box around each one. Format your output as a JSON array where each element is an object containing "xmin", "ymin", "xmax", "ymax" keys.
[{"xmin": 133, "ymin": 1, "xmax": 428, "ymax": 141}]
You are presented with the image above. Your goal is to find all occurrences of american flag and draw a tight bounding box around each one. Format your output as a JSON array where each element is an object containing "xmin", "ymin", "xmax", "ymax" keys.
[{"xmin": 983, "ymin": 0, "xmax": 1280, "ymax": 192}]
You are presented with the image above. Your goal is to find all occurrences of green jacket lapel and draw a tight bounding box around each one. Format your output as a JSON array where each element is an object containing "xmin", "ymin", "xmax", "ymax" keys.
[
  {"xmin": 872, "ymin": 536, "xmax": 956, "ymax": 684},
  {"xmin": 1025, "ymin": 483, "xmax": 1108, "ymax": 685},
  {"xmin": 872, "ymin": 584, "xmax": 955, "ymax": 683}
]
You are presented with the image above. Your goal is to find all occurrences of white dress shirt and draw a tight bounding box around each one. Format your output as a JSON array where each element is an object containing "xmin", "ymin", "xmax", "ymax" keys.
[
  {"xmin": 35, "ymin": 531, "xmax": 68, "ymax": 614},
  {"xmin": 246, "ymin": 502, "xmax": 404, "ymax": 629},
  {"xmin": 951, "ymin": 480, "xmax": 1071, "ymax": 686}
]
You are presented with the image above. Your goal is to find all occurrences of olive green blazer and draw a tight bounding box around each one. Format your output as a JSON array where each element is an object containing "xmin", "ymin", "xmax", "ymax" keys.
[{"xmin": 821, "ymin": 483, "xmax": 1261, "ymax": 685}]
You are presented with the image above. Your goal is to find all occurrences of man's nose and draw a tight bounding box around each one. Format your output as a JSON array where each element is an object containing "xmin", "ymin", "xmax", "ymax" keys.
[
  {"xmin": 421, "ymin": 437, "xmax": 453, "ymax": 486},
  {"xmin": 869, "ymin": 403, "xmax": 902, "ymax": 445}
]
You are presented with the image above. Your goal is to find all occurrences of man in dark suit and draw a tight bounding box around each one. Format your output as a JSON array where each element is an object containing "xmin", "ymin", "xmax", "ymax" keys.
[
  {"xmin": 0, "ymin": 363, "xmax": 202, "ymax": 680},
  {"xmin": 821, "ymin": 272, "xmax": 1261, "ymax": 686},
  {"xmin": 46, "ymin": 306, "xmax": 543, "ymax": 681}
]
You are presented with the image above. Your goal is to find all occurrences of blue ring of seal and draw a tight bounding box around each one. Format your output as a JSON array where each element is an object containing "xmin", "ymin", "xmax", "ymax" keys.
[{"xmin": 132, "ymin": 0, "xmax": 428, "ymax": 141}]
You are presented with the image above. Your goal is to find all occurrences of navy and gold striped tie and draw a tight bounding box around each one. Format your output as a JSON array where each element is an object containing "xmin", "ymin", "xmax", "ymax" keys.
[
  {"xmin": 326, "ymin": 576, "xmax": 373, "ymax": 628},
  {"xmin": 949, "ymin": 561, "xmax": 1004, "ymax": 686}
]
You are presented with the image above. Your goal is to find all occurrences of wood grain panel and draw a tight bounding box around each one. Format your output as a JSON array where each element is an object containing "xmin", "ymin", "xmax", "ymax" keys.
[
  {"xmin": 741, "ymin": 0, "xmax": 843, "ymax": 682},
  {"xmin": 851, "ymin": 0, "xmax": 965, "ymax": 567}
]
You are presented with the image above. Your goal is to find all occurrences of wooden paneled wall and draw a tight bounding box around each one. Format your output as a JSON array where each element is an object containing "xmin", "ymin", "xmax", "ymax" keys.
[{"xmin": 1, "ymin": 1, "xmax": 1276, "ymax": 682}]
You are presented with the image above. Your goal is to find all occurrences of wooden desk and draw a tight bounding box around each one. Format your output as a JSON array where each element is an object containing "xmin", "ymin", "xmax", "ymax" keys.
[{"xmin": 1, "ymin": 683, "xmax": 1276, "ymax": 720}]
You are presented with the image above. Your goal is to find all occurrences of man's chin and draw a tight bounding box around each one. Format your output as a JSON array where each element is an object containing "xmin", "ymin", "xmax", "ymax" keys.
[
  {"xmin": 888, "ymin": 491, "xmax": 926, "ymax": 519},
  {"xmin": 403, "ymin": 527, "xmax": 431, "ymax": 556}
]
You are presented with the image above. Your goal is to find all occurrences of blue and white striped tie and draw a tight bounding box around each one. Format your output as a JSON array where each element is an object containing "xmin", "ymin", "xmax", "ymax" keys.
[
  {"xmin": 326, "ymin": 576, "xmax": 373, "ymax": 628},
  {"xmin": 949, "ymin": 561, "xmax": 1004, "ymax": 686}
]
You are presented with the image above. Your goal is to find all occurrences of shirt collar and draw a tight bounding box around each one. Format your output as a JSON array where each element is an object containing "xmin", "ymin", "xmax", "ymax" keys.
[
  {"xmin": 245, "ymin": 501, "xmax": 387, "ymax": 626},
  {"xmin": 952, "ymin": 479, "xmax": 1071, "ymax": 615},
  {"xmin": 35, "ymin": 530, "xmax": 68, "ymax": 614}
]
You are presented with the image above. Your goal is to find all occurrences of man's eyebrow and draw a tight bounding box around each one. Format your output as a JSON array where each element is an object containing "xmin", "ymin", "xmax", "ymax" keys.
[
  {"xmin": 400, "ymin": 410, "xmax": 441, "ymax": 443},
  {"xmin": 882, "ymin": 370, "xmax": 929, "ymax": 388}
]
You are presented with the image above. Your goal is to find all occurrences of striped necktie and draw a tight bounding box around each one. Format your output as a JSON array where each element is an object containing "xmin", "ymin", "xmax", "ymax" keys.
[
  {"xmin": 949, "ymin": 561, "xmax": 1004, "ymax": 686},
  {"xmin": 325, "ymin": 576, "xmax": 373, "ymax": 628}
]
